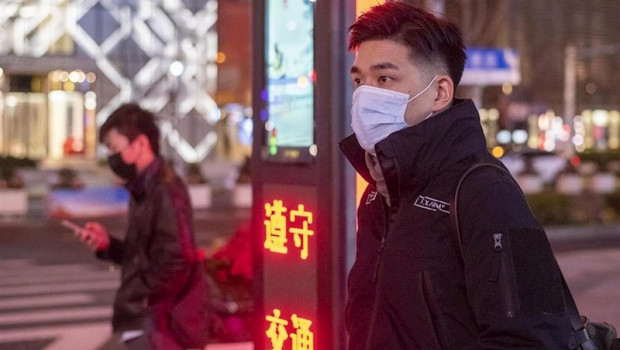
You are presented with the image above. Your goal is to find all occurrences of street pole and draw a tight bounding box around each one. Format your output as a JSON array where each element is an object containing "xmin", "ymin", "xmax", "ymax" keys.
[
  {"xmin": 564, "ymin": 45, "xmax": 577, "ymax": 135},
  {"xmin": 562, "ymin": 44, "xmax": 577, "ymax": 158}
]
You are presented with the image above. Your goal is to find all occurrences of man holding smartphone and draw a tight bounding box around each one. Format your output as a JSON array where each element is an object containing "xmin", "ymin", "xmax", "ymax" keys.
[{"xmin": 74, "ymin": 103, "xmax": 204, "ymax": 350}]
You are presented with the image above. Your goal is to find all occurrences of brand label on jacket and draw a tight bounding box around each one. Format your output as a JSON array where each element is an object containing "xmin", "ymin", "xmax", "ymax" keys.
[
  {"xmin": 414, "ymin": 195, "xmax": 449, "ymax": 214},
  {"xmin": 366, "ymin": 191, "xmax": 378, "ymax": 205}
]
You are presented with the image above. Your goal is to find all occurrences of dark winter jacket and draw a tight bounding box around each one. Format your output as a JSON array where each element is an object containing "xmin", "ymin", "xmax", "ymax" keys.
[
  {"xmin": 97, "ymin": 157, "xmax": 197, "ymax": 333},
  {"xmin": 339, "ymin": 99, "xmax": 573, "ymax": 350}
]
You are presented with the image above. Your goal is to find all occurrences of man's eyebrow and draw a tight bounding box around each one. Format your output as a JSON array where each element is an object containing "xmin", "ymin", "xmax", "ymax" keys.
[
  {"xmin": 370, "ymin": 62, "xmax": 399, "ymax": 71},
  {"xmin": 350, "ymin": 62, "xmax": 400, "ymax": 74}
]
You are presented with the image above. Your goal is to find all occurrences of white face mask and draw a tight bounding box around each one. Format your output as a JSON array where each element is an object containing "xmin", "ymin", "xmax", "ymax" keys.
[{"xmin": 351, "ymin": 75, "xmax": 438, "ymax": 154}]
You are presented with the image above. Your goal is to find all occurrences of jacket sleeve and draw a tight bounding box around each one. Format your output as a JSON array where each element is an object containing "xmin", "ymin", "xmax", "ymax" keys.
[
  {"xmin": 457, "ymin": 170, "xmax": 573, "ymax": 349},
  {"xmin": 142, "ymin": 185, "xmax": 193, "ymax": 299},
  {"xmin": 96, "ymin": 236, "xmax": 125, "ymax": 265}
]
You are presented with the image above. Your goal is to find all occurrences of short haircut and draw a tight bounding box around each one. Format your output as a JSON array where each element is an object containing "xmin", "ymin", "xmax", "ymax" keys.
[
  {"xmin": 99, "ymin": 103, "xmax": 161, "ymax": 156},
  {"xmin": 348, "ymin": 2, "xmax": 467, "ymax": 87}
]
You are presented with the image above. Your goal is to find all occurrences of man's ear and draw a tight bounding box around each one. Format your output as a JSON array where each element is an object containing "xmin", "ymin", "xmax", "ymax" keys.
[
  {"xmin": 136, "ymin": 134, "xmax": 152, "ymax": 153},
  {"xmin": 432, "ymin": 75, "xmax": 454, "ymax": 112}
]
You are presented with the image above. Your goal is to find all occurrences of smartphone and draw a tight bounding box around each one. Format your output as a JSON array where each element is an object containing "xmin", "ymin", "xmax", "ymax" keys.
[{"xmin": 60, "ymin": 219, "xmax": 91, "ymax": 238}]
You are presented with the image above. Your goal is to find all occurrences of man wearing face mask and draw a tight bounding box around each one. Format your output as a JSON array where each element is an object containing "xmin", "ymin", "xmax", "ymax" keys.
[
  {"xmin": 339, "ymin": 3, "xmax": 575, "ymax": 350},
  {"xmin": 75, "ymin": 103, "xmax": 203, "ymax": 349}
]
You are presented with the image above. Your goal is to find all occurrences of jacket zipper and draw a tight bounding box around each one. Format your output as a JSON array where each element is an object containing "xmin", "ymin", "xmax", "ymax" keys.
[
  {"xmin": 365, "ymin": 235, "xmax": 385, "ymax": 350},
  {"xmin": 371, "ymin": 237, "xmax": 385, "ymax": 283},
  {"xmin": 489, "ymin": 233, "xmax": 502, "ymax": 282},
  {"xmin": 491, "ymin": 233, "xmax": 517, "ymax": 318},
  {"xmin": 421, "ymin": 271, "xmax": 451, "ymax": 349},
  {"xmin": 364, "ymin": 201, "xmax": 392, "ymax": 350}
]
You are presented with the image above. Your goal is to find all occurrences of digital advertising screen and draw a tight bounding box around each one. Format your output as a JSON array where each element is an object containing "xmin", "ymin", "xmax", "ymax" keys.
[{"xmin": 264, "ymin": 0, "xmax": 315, "ymax": 162}]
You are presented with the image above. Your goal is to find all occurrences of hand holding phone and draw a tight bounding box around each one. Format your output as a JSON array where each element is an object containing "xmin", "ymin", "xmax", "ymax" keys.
[
  {"xmin": 61, "ymin": 219, "xmax": 91, "ymax": 239},
  {"xmin": 61, "ymin": 219, "xmax": 110, "ymax": 251}
]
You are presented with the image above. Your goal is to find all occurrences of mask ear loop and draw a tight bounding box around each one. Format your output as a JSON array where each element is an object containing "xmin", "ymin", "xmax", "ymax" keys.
[{"xmin": 407, "ymin": 75, "xmax": 439, "ymax": 103}]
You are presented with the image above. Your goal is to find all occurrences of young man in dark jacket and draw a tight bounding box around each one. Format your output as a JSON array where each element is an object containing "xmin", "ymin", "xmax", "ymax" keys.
[
  {"xmin": 74, "ymin": 104, "xmax": 202, "ymax": 349},
  {"xmin": 340, "ymin": 3, "xmax": 574, "ymax": 349}
]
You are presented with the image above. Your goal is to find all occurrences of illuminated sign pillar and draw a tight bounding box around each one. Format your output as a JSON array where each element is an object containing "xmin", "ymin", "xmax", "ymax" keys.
[{"xmin": 252, "ymin": 1, "xmax": 356, "ymax": 350}]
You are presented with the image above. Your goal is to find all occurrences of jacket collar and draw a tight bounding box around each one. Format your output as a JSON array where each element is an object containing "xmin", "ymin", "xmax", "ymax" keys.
[
  {"xmin": 340, "ymin": 99, "xmax": 487, "ymax": 204},
  {"xmin": 125, "ymin": 156, "xmax": 163, "ymax": 201},
  {"xmin": 339, "ymin": 133, "xmax": 375, "ymax": 186}
]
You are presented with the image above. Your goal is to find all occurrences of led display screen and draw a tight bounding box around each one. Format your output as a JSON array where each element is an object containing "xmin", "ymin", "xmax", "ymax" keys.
[
  {"xmin": 264, "ymin": 0, "xmax": 315, "ymax": 161},
  {"xmin": 262, "ymin": 183, "xmax": 318, "ymax": 349}
]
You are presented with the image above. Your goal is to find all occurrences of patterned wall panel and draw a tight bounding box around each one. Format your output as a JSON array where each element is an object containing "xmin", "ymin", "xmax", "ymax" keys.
[{"xmin": 0, "ymin": 0, "xmax": 219, "ymax": 162}]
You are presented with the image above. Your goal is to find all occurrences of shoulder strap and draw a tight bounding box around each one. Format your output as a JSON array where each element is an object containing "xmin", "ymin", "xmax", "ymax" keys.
[
  {"xmin": 449, "ymin": 162, "xmax": 595, "ymax": 350},
  {"xmin": 449, "ymin": 162, "xmax": 520, "ymax": 263}
]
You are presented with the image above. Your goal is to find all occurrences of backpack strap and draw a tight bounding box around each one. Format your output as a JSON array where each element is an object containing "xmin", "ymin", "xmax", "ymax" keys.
[
  {"xmin": 449, "ymin": 162, "xmax": 509, "ymax": 263},
  {"xmin": 449, "ymin": 161, "xmax": 596, "ymax": 350}
]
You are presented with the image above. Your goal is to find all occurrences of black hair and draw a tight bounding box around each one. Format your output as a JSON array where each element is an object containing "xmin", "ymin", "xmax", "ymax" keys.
[
  {"xmin": 348, "ymin": 2, "xmax": 467, "ymax": 86},
  {"xmin": 99, "ymin": 103, "xmax": 160, "ymax": 155}
]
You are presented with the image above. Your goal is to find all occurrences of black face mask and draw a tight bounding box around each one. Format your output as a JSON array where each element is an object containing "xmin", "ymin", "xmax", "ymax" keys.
[{"xmin": 108, "ymin": 153, "xmax": 137, "ymax": 181}]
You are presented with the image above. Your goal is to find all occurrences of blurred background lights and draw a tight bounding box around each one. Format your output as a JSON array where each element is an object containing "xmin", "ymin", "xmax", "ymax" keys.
[
  {"xmin": 169, "ymin": 60, "xmax": 184, "ymax": 77},
  {"xmin": 502, "ymin": 83, "xmax": 513, "ymax": 95},
  {"xmin": 544, "ymin": 139, "xmax": 555, "ymax": 152},
  {"xmin": 297, "ymin": 75, "xmax": 310, "ymax": 87},
  {"xmin": 309, "ymin": 144, "xmax": 318, "ymax": 156},
  {"xmin": 69, "ymin": 70, "xmax": 81, "ymax": 83},
  {"xmin": 59, "ymin": 71, "xmax": 69, "ymax": 82},
  {"xmin": 64, "ymin": 81, "xmax": 75, "ymax": 92},
  {"xmin": 573, "ymin": 134, "xmax": 584, "ymax": 146},
  {"xmin": 592, "ymin": 109, "xmax": 609, "ymax": 127},
  {"xmin": 538, "ymin": 113, "xmax": 550, "ymax": 130},
  {"xmin": 238, "ymin": 118, "xmax": 253, "ymax": 146},
  {"xmin": 512, "ymin": 129, "xmax": 528, "ymax": 144},
  {"xmin": 496, "ymin": 130, "xmax": 511, "ymax": 144},
  {"xmin": 84, "ymin": 91, "xmax": 97, "ymax": 110},
  {"xmin": 86, "ymin": 72, "xmax": 97, "ymax": 83},
  {"xmin": 492, "ymin": 146, "xmax": 504, "ymax": 158},
  {"xmin": 216, "ymin": 52, "xmax": 227, "ymax": 64},
  {"xmin": 5, "ymin": 95, "xmax": 17, "ymax": 108},
  {"xmin": 244, "ymin": 107, "xmax": 253, "ymax": 118},
  {"xmin": 49, "ymin": 70, "xmax": 60, "ymax": 82}
]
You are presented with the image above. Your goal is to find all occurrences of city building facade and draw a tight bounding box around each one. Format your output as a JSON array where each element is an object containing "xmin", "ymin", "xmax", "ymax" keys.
[{"xmin": 0, "ymin": 0, "xmax": 251, "ymax": 166}]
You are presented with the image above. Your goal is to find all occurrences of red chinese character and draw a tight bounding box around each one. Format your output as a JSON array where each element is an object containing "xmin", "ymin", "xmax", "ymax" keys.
[
  {"xmin": 266, "ymin": 309, "xmax": 289, "ymax": 350},
  {"xmin": 291, "ymin": 313, "xmax": 314, "ymax": 350},
  {"xmin": 290, "ymin": 204, "xmax": 314, "ymax": 259},
  {"xmin": 264, "ymin": 200, "xmax": 288, "ymax": 254}
]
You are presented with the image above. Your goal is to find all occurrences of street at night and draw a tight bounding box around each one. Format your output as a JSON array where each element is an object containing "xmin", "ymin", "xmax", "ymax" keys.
[
  {"xmin": 2, "ymin": 1, "xmax": 620, "ymax": 349},
  {"xmin": 0, "ymin": 207, "xmax": 251, "ymax": 350}
]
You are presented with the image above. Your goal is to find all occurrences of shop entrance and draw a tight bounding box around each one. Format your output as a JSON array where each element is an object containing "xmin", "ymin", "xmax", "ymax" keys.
[{"xmin": 0, "ymin": 72, "xmax": 97, "ymax": 161}]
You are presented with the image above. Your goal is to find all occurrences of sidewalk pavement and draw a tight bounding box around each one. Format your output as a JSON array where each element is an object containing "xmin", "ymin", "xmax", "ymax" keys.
[
  {"xmin": 556, "ymin": 247, "xmax": 620, "ymax": 328},
  {"xmin": 544, "ymin": 223, "xmax": 620, "ymax": 328},
  {"xmin": 545, "ymin": 222, "xmax": 620, "ymax": 252}
]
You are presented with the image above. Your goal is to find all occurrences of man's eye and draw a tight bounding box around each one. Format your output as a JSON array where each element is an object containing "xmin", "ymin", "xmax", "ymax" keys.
[
  {"xmin": 352, "ymin": 78, "xmax": 362, "ymax": 87},
  {"xmin": 378, "ymin": 76, "xmax": 391, "ymax": 83}
]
